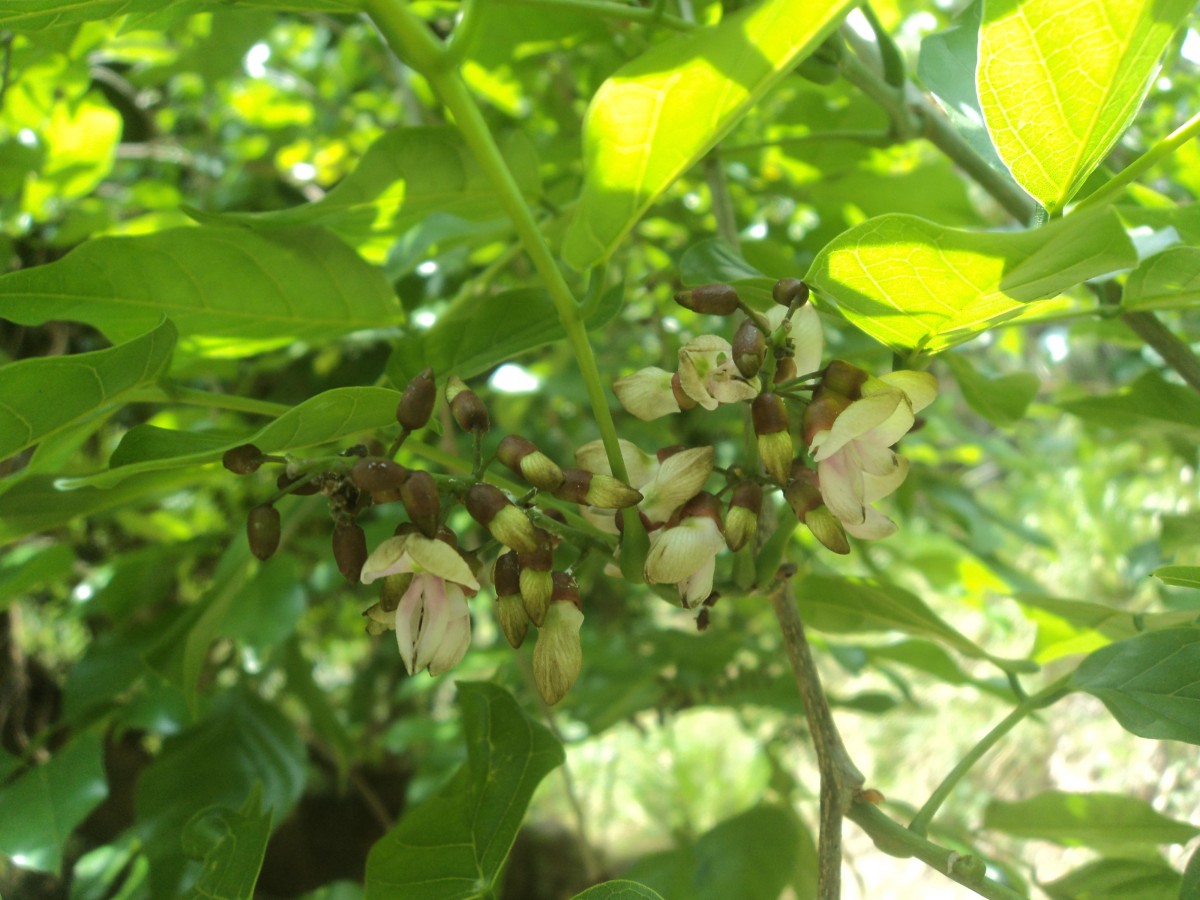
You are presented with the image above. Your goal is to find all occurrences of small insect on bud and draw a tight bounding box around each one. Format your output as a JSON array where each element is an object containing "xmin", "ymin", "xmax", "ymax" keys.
[
  {"xmin": 725, "ymin": 481, "xmax": 763, "ymax": 552},
  {"xmin": 350, "ymin": 458, "xmax": 410, "ymax": 503},
  {"xmin": 464, "ymin": 483, "xmax": 538, "ymax": 553},
  {"xmin": 518, "ymin": 532, "xmax": 554, "ymax": 626},
  {"xmin": 396, "ymin": 367, "xmax": 436, "ymax": 431},
  {"xmin": 732, "ymin": 319, "xmax": 767, "ymax": 379},
  {"xmin": 674, "ymin": 283, "xmax": 741, "ymax": 316},
  {"xmin": 772, "ymin": 278, "xmax": 810, "ymax": 308},
  {"xmin": 223, "ymin": 443, "xmax": 266, "ymax": 475},
  {"xmin": 333, "ymin": 521, "xmax": 369, "ymax": 584},
  {"xmin": 751, "ymin": 393, "xmax": 793, "ymax": 485},
  {"xmin": 276, "ymin": 472, "xmax": 321, "ymax": 496},
  {"xmin": 553, "ymin": 468, "xmax": 642, "ymax": 509},
  {"xmin": 533, "ymin": 574, "xmax": 585, "ymax": 706},
  {"xmin": 496, "ymin": 435, "xmax": 565, "ymax": 492},
  {"xmin": 492, "ymin": 552, "xmax": 529, "ymax": 649},
  {"xmin": 445, "ymin": 376, "xmax": 490, "ymax": 433},
  {"xmin": 246, "ymin": 504, "xmax": 281, "ymax": 560},
  {"xmin": 400, "ymin": 470, "xmax": 441, "ymax": 538}
]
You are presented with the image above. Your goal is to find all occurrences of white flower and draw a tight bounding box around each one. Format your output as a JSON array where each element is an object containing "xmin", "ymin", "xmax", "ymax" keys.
[
  {"xmin": 644, "ymin": 514, "xmax": 726, "ymax": 608},
  {"xmin": 575, "ymin": 439, "xmax": 714, "ymax": 529},
  {"xmin": 677, "ymin": 335, "xmax": 758, "ymax": 409},
  {"xmin": 612, "ymin": 367, "xmax": 682, "ymax": 420},
  {"xmin": 766, "ymin": 302, "xmax": 823, "ymax": 378},
  {"xmin": 360, "ymin": 533, "xmax": 479, "ymax": 591}
]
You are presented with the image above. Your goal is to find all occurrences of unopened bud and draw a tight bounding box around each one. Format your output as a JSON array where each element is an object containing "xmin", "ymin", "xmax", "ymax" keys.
[
  {"xmin": 533, "ymin": 588, "xmax": 584, "ymax": 706},
  {"xmin": 773, "ymin": 357, "xmax": 798, "ymax": 384},
  {"xmin": 397, "ymin": 367, "xmax": 436, "ymax": 430},
  {"xmin": 772, "ymin": 278, "xmax": 809, "ymax": 308},
  {"xmin": 492, "ymin": 552, "xmax": 528, "ymax": 648},
  {"xmin": 732, "ymin": 319, "xmax": 767, "ymax": 378},
  {"xmin": 223, "ymin": 443, "xmax": 265, "ymax": 475},
  {"xmin": 518, "ymin": 534, "xmax": 554, "ymax": 626},
  {"xmin": 821, "ymin": 359, "xmax": 868, "ymax": 399},
  {"xmin": 400, "ymin": 470, "xmax": 440, "ymax": 538},
  {"xmin": 247, "ymin": 504, "xmax": 280, "ymax": 560},
  {"xmin": 752, "ymin": 393, "xmax": 792, "ymax": 485},
  {"xmin": 785, "ymin": 467, "xmax": 849, "ymax": 555},
  {"xmin": 445, "ymin": 376, "xmax": 490, "ymax": 433},
  {"xmin": 674, "ymin": 283, "xmax": 740, "ymax": 316},
  {"xmin": 497, "ymin": 435, "xmax": 565, "ymax": 492},
  {"xmin": 363, "ymin": 601, "xmax": 394, "ymax": 636},
  {"xmin": 350, "ymin": 457, "xmax": 409, "ymax": 503},
  {"xmin": 333, "ymin": 521, "xmax": 369, "ymax": 584},
  {"xmin": 802, "ymin": 390, "xmax": 852, "ymax": 446},
  {"xmin": 464, "ymin": 483, "xmax": 538, "ymax": 553},
  {"xmin": 725, "ymin": 481, "xmax": 763, "ymax": 551},
  {"xmin": 554, "ymin": 468, "xmax": 642, "ymax": 509}
]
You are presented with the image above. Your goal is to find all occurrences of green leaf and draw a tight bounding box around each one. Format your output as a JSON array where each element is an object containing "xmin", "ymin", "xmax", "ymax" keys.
[
  {"xmin": 202, "ymin": 127, "xmax": 539, "ymax": 242},
  {"xmin": 795, "ymin": 573, "xmax": 1035, "ymax": 673},
  {"xmin": 805, "ymin": 208, "xmax": 1136, "ymax": 355},
  {"xmin": 1041, "ymin": 857, "xmax": 1182, "ymax": 900},
  {"xmin": 364, "ymin": 682, "xmax": 565, "ymax": 900},
  {"xmin": 0, "ymin": 542, "xmax": 74, "ymax": 613},
  {"xmin": 623, "ymin": 805, "xmax": 804, "ymax": 900},
  {"xmin": 572, "ymin": 882, "xmax": 666, "ymax": 900},
  {"xmin": 386, "ymin": 286, "xmax": 622, "ymax": 387},
  {"xmin": 562, "ymin": 0, "xmax": 856, "ymax": 270},
  {"xmin": 135, "ymin": 686, "xmax": 306, "ymax": 898},
  {"xmin": 1060, "ymin": 371, "xmax": 1200, "ymax": 442},
  {"xmin": 977, "ymin": 0, "xmax": 1193, "ymax": 213},
  {"xmin": 0, "ymin": 732, "xmax": 108, "ymax": 873},
  {"xmin": 1162, "ymin": 513, "xmax": 1200, "ymax": 555},
  {"xmin": 983, "ymin": 791, "xmax": 1198, "ymax": 852},
  {"xmin": 678, "ymin": 238, "xmax": 778, "ymax": 309},
  {"xmin": 59, "ymin": 386, "xmax": 401, "ymax": 489},
  {"xmin": 0, "ymin": 226, "xmax": 397, "ymax": 358},
  {"xmin": 1124, "ymin": 247, "xmax": 1200, "ymax": 311},
  {"xmin": 181, "ymin": 785, "xmax": 273, "ymax": 900},
  {"xmin": 1154, "ymin": 566, "xmax": 1200, "ymax": 590},
  {"xmin": 0, "ymin": 0, "xmax": 361, "ymax": 31},
  {"xmin": 942, "ymin": 352, "xmax": 1039, "ymax": 427},
  {"xmin": 1070, "ymin": 627, "xmax": 1200, "ymax": 744},
  {"xmin": 1183, "ymin": 844, "xmax": 1200, "ymax": 900},
  {"xmin": 0, "ymin": 319, "xmax": 175, "ymax": 461}
]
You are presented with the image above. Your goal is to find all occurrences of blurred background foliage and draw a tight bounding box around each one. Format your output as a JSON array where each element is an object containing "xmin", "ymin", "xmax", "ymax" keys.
[{"xmin": 1, "ymin": 1, "xmax": 1199, "ymax": 898}]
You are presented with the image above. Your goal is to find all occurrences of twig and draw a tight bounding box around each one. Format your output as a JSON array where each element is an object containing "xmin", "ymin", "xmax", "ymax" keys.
[{"xmin": 769, "ymin": 572, "xmax": 864, "ymax": 900}]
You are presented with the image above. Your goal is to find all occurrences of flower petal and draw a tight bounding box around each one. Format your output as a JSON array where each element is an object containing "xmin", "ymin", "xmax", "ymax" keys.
[
  {"xmin": 817, "ymin": 452, "xmax": 867, "ymax": 526},
  {"xmin": 862, "ymin": 455, "xmax": 909, "ymax": 503},
  {"xmin": 812, "ymin": 392, "xmax": 902, "ymax": 461},
  {"xmin": 768, "ymin": 303, "xmax": 824, "ymax": 377},
  {"xmin": 843, "ymin": 506, "xmax": 897, "ymax": 540},
  {"xmin": 404, "ymin": 535, "xmax": 480, "ymax": 591},
  {"xmin": 677, "ymin": 554, "xmax": 717, "ymax": 608},
  {"xmin": 639, "ymin": 446, "xmax": 715, "ymax": 526},
  {"xmin": 360, "ymin": 535, "xmax": 412, "ymax": 585},
  {"xmin": 707, "ymin": 360, "xmax": 760, "ymax": 403},
  {"xmin": 575, "ymin": 438, "xmax": 656, "ymax": 489},
  {"xmin": 644, "ymin": 517, "xmax": 725, "ymax": 584},
  {"xmin": 410, "ymin": 575, "xmax": 451, "ymax": 674},
  {"xmin": 394, "ymin": 580, "xmax": 425, "ymax": 675},
  {"xmin": 880, "ymin": 370, "xmax": 937, "ymax": 413},
  {"xmin": 427, "ymin": 588, "xmax": 471, "ymax": 676},
  {"xmin": 613, "ymin": 367, "xmax": 681, "ymax": 421}
]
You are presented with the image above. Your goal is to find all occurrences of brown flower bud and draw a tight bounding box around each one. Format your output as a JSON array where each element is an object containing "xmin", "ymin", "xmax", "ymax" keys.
[
  {"xmin": 553, "ymin": 468, "xmax": 642, "ymax": 509},
  {"xmin": 674, "ymin": 283, "xmax": 740, "ymax": 316},
  {"xmin": 774, "ymin": 357, "xmax": 798, "ymax": 384},
  {"xmin": 396, "ymin": 367, "xmax": 436, "ymax": 431},
  {"xmin": 445, "ymin": 376, "xmax": 490, "ymax": 433},
  {"xmin": 772, "ymin": 278, "xmax": 810, "ymax": 308},
  {"xmin": 732, "ymin": 319, "xmax": 767, "ymax": 379},
  {"xmin": 820, "ymin": 360, "xmax": 868, "ymax": 399},
  {"xmin": 497, "ymin": 435, "xmax": 565, "ymax": 492},
  {"xmin": 350, "ymin": 457, "xmax": 410, "ymax": 502},
  {"xmin": 400, "ymin": 470, "xmax": 440, "ymax": 538},
  {"xmin": 752, "ymin": 393, "xmax": 792, "ymax": 484},
  {"xmin": 725, "ymin": 481, "xmax": 763, "ymax": 552},
  {"xmin": 493, "ymin": 551, "xmax": 521, "ymax": 598},
  {"xmin": 333, "ymin": 521, "xmax": 369, "ymax": 584},
  {"xmin": 464, "ymin": 483, "xmax": 538, "ymax": 553},
  {"xmin": 492, "ymin": 552, "xmax": 529, "ymax": 648},
  {"xmin": 223, "ymin": 443, "xmax": 265, "ymax": 475},
  {"xmin": 785, "ymin": 466, "xmax": 849, "ymax": 555},
  {"xmin": 246, "ymin": 504, "xmax": 281, "ymax": 560},
  {"xmin": 276, "ymin": 472, "xmax": 320, "ymax": 496},
  {"xmin": 518, "ymin": 532, "xmax": 554, "ymax": 626}
]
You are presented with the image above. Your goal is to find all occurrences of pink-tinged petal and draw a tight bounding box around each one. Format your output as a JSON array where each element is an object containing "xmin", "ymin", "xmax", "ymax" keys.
[
  {"xmin": 707, "ymin": 360, "xmax": 760, "ymax": 403},
  {"xmin": 639, "ymin": 446, "xmax": 715, "ymax": 526},
  {"xmin": 410, "ymin": 575, "xmax": 451, "ymax": 674},
  {"xmin": 613, "ymin": 367, "xmax": 681, "ymax": 420},
  {"xmin": 575, "ymin": 438, "xmax": 656, "ymax": 489},
  {"xmin": 404, "ymin": 535, "xmax": 479, "ymax": 591},
  {"xmin": 862, "ymin": 455, "xmax": 909, "ymax": 503},
  {"xmin": 394, "ymin": 580, "xmax": 425, "ymax": 675},
  {"xmin": 427, "ymin": 588, "xmax": 471, "ymax": 676},
  {"xmin": 677, "ymin": 554, "xmax": 717, "ymax": 608},
  {"xmin": 842, "ymin": 506, "xmax": 897, "ymax": 540},
  {"xmin": 644, "ymin": 517, "xmax": 725, "ymax": 585},
  {"xmin": 817, "ymin": 453, "xmax": 867, "ymax": 526},
  {"xmin": 880, "ymin": 370, "xmax": 937, "ymax": 413},
  {"xmin": 361, "ymin": 535, "xmax": 415, "ymax": 585},
  {"xmin": 812, "ymin": 392, "xmax": 901, "ymax": 461}
]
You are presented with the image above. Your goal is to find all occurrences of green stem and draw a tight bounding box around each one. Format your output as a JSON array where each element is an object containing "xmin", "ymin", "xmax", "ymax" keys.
[
  {"xmin": 495, "ymin": 0, "xmax": 692, "ymax": 31},
  {"xmin": 907, "ymin": 675, "xmax": 1071, "ymax": 837},
  {"xmin": 128, "ymin": 385, "xmax": 291, "ymax": 417},
  {"xmin": 1120, "ymin": 310, "xmax": 1200, "ymax": 394},
  {"xmin": 704, "ymin": 153, "xmax": 740, "ymax": 251},
  {"xmin": 721, "ymin": 130, "xmax": 893, "ymax": 154},
  {"xmin": 1074, "ymin": 109, "xmax": 1200, "ymax": 211},
  {"xmin": 860, "ymin": 2, "xmax": 905, "ymax": 89}
]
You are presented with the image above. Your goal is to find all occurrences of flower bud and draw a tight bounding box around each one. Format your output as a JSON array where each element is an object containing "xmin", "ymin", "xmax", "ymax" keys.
[
  {"xmin": 773, "ymin": 357, "xmax": 798, "ymax": 384},
  {"xmin": 772, "ymin": 278, "xmax": 809, "ymax": 308},
  {"xmin": 396, "ymin": 367, "xmax": 436, "ymax": 430},
  {"xmin": 464, "ymin": 483, "xmax": 538, "ymax": 553},
  {"xmin": 725, "ymin": 481, "xmax": 763, "ymax": 552},
  {"xmin": 400, "ymin": 470, "xmax": 440, "ymax": 538},
  {"xmin": 223, "ymin": 443, "xmax": 265, "ymax": 475},
  {"xmin": 820, "ymin": 359, "xmax": 869, "ymax": 399},
  {"xmin": 333, "ymin": 521, "xmax": 369, "ymax": 583},
  {"xmin": 350, "ymin": 457, "xmax": 410, "ymax": 503},
  {"xmin": 445, "ymin": 376, "xmax": 490, "ymax": 433},
  {"xmin": 246, "ymin": 504, "xmax": 280, "ymax": 560},
  {"xmin": 518, "ymin": 534, "xmax": 554, "ymax": 626},
  {"xmin": 554, "ymin": 468, "xmax": 642, "ymax": 509},
  {"xmin": 492, "ymin": 552, "xmax": 529, "ymax": 648},
  {"xmin": 674, "ymin": 283, "xmax": 740, "ymax": 316},
  {"xmin": 533, "ymin": 575, "xmax": 585, "ymax": 705},
  {"xmin": 276, "ymin": 472, "xmax": 320, "ymax": 495},
  {"xmin": 785, "ymin": 467, "xmax": 849, "ymax": 554},
  {"xmin": 732, "ymin": 319, "xmax": 767, "ymax": 379},
  {"xmin": 752, "ymin": 393, "xmax": 793, "ymax": 485},
  {"xmin": 497, "ymin": 435, "xmax": 565, "ymax": 492},
  {"xmin": 363, "ymin": 601, "xmax": 394, "ymax": 637}
]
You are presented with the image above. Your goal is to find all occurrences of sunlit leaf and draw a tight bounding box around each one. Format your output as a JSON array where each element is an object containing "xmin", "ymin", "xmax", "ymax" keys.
[
  {"xmin": 0, "ymin": 0, "xmax": 361, "ymax": 30},
  {"xmin": 562, "ymin": 0, "xmax": 856, "ymax": 270},
  {"xmin": 365, "ymin": 682, "xmax": 564, "ymax": 900},
  {"xmin": 0, "ymin": 319, "xmax": 175, "ymax": 461},
  {"xmin": 1070, "ymin": 627, "xmax": 1200, "ymax": 745},
  {"xmin": 0, "ymin": 226, "xmax": 398, "ymax": 357},
  {"xmin": 58, "ymin": 386, "xmax": 401, "ymax": 489},
  {"xmin": 1123, "ymin": 246, "xmax": 1200, "ymax": 311},
  {"xmin": 805, "ymin": 208, "xmax": 1136, "ymax": 355},
  {"xmin": 977, "ymin": 0, "xmax": 1193, "ymax": 213},
  {"xmin": 984, "ymin": 791, "xmax": 1198, "ymax": 851}
]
